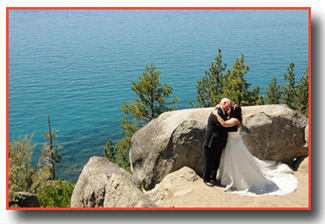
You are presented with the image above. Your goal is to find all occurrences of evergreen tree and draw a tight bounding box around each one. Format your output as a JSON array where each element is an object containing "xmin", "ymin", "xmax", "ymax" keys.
[
  {"xmin": 103, "ymin": 139, "xmax": 117, "ymax": 163},
  {"xmin": 295, "ymin": 67, "xmax": 309, "ymax": 117},
  {"xmin": 265, "ymin": 64, "xmax": 309, "ymax": 118},
  {"xmin": 223, "ymin": 53, "xmax": 262, "ymax": 106},
  {"xmin": 280, "ymin": 62, "xmax": 297, "ymax": 110},
  {"xmin": 265, "ymin": 77, "xmax": 281, "ymax": 104},
  {"xmin": 121, "ymin": 62, "xmax": 178, "ymax": 122},
  {"xmin": 104, "ymin": 62, "xmax": 178, "ymax": 171},
  {"xmin": 249, "ymin": 86, "xmax": 265, "ymax": 105},
  {"xmin": 192, "ymin": 51, "xmax": 264, "ymax": 107},
  {"xmin": 42, "ymin": 115, "xmax": 63, "ymax": 180},
  {"xmin": 189, "ymin": 48, "xmax": 226, "ymax": 107},
  {"xmin": 224, "ymin": 54, "xmax": 249, "ymax": 106}
]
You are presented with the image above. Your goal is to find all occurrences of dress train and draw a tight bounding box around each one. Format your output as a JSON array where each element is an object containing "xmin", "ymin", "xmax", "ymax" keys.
[{"xmin": 217, "ymin": 131, "xmax": 298, "ymax": 197}]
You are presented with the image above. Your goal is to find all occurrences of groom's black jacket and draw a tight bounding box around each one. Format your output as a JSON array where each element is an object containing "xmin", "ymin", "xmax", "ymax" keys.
[{"xmin": 203, "ymin": 107, "xmax": 228, "ymax": 150}]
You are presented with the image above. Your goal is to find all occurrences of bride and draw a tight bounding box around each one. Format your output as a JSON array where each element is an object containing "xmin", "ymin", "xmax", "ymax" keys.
[{"xmin": 212, "ymin": 105, "xmax": 298, "ymax": 196}]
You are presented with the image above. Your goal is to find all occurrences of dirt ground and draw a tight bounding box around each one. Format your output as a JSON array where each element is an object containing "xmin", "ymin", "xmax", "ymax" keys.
[{"xmin": 158, "ymin": 157, "xmax": 310, "ymax": 209}]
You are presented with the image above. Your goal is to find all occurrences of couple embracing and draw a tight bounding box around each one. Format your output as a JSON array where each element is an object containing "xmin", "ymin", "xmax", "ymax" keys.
[{"xmin": 202, "ymin": 98, "xmax": 298, "ymax": 196}]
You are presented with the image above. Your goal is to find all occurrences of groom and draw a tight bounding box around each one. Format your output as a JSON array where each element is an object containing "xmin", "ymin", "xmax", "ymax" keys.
[{"xmin": 202, "ymin": 98, "xmax": 232, "ymax": 187}]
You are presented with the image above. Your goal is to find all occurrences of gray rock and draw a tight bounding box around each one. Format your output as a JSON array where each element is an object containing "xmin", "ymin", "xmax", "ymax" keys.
[
  {"xmin": 145, "ymin": 166, "xmax": 199, "ymax": 206},
  {"xmin": 130, "ymin": 108, "xmax": 210, "ymax": 190},
  {"xmin": 130, "ymin": 105, "xmax": 308, "ymax": 190},
  {"xmin": 170, "ymin": 120, "xmax": 206, "ymax": 176},
  {"xmin": 71, "ymin": 156, "xmax": 156, "ymax": 208},
  {"xmin": 240, "ymin": 104, "xmax": 308, "ymax": 163},
  {"xmin": 10, "ymin": 192, "xmax": 40, "ymax": 207}
]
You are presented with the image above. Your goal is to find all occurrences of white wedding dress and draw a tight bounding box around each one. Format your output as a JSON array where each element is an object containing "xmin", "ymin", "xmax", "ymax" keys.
[{"xmin": 217, "ymin": 131, "xmax": 298, "ymax": 197}]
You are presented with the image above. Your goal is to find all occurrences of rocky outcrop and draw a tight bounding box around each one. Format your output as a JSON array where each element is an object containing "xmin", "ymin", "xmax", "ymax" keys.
[
  {"xmin": 144, "ymin": 166, "xmax": 200, "ymax": 206},
  {"xmin": 9, "ymin": 192, "xmax": 40, "ymax": 207},
  {"xmin": 130, "ymin": 104, "xmax": 308, "ymax": 190},
  {"xmin": 130, "ymin": 108, "xmax": 209, "ymax": 190},
  {"xmin": 70, "ymin": 157, "xmax": 156, "ymax": 208},
  {"xmin": 239, "ymin": 105, "xmax": 308, "ymax": 163}
]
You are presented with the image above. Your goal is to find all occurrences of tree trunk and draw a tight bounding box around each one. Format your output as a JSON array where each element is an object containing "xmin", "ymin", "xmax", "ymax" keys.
[{"xmin": 48, "ymin": 115, "xmax": 56, "ymax": 180}]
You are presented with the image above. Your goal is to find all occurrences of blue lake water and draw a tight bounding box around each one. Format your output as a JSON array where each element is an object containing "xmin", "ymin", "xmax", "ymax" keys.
[{"xmin": 8, "ymin": 9, "xmax": 309, "ymax": 182}]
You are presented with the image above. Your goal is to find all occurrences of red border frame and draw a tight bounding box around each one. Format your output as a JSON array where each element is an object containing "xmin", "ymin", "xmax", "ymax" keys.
[{"xmin": 6, "ymin": 7, "xmax": 312, "ymax": 211}]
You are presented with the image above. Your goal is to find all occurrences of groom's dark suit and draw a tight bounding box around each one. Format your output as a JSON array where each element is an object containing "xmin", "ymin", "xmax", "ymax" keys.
[{"xmin": 203, "ymin": 107, "xmax": 228, "ymax": 182}]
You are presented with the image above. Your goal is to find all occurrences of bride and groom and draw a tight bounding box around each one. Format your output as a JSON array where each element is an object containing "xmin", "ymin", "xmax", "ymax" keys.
[{"xmin": 202, "ymin": 98, "xmax": 297, "ymax": 196}]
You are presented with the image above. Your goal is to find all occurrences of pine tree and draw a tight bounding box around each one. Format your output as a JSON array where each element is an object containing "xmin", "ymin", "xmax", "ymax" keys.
[
  {"xmin": 265, "ymin": 63, "xmax": 309, "ymax": 117},
  {"xmin": 189, "ymin": 48, "xmax": 226, "ymax": 107},
  {"xmin": 280, "ymin": 62, "xmax": 297, "ymax": 110},
  {"xmin": 249, "ymin": 86, "xmax": 265, "ymax": 105},
  {"xmin": 42, "ymin": 115, "xmax": 63, "ymax": 180},
  {"xmin": 223, "ymin": 54, "xmax": 253, "ymax": 106},
  {"xmin": 103, "ymin": 139, "xmax": 117, "ymax": 163},
  {"xmin": 104, "ymin": 62, "xmax": 178, "ymax": 171},
  {"xmin": 122, "ymin": 62, "xmax": 178, "ymax": 122},
  {"xmin": 113, "ymin": 116, "xmax": 139, "ymax": 170},
  {"xmin": 295, "ymin": 67, "xmax": 309, "ymax": 117},
  {"xmin": 265, "ymin": 77, "xmax": 281, "ymax": 104},
  {"xmin": 192, "ymin": 51, "xmax": 264, "ymax": 107}
]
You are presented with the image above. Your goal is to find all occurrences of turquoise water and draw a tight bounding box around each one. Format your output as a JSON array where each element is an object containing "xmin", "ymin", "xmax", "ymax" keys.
[{"xmin": 9, "ymin": 10, "xmax": 309, "ymax": 182}]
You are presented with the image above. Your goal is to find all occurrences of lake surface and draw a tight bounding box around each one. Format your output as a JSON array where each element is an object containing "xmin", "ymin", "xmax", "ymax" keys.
[{"xmin": 8, "ymin": 9, "xmax": 309, "ymax": 182}]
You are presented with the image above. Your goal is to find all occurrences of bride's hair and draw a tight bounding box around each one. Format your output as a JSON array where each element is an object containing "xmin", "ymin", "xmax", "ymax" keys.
[{"xmin": 231, "ymin": 104, "xmax": 242, "ymax": 122}]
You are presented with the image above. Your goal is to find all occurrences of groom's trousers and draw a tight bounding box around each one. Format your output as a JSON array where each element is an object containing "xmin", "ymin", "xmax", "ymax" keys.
[{"xmin": 203, "ymin": 142, "xmax": 225, "ymax": 181}]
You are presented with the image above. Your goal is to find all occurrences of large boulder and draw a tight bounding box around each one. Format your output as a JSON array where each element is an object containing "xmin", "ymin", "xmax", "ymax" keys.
[
  {"xmin": 240, "ymin": 105, "xmax": 308, "ymax": 163},
  {"xmin": 130, "ymin": 108, "xmax": 210, "ymax": 190},
  {"xmin": 144, "ymin": 166, "xmax": 200, "ymax": 206},
  {"xmin": 9, "ymin": 192, "xmax": 40, "ymax": 207},
  {"xmin": 130, "ymin": 104, "xmax": 308, "ymax": 190},
  {"xmin": 71, "ymin": 156, "xmax": 156, "ymax": 208}
]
